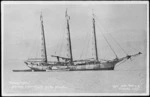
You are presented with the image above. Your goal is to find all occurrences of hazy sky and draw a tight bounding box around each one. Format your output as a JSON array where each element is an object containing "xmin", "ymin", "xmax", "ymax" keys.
[{"xmin": 3, "ymin": 2, "xmax": 147, "ymax": 69}]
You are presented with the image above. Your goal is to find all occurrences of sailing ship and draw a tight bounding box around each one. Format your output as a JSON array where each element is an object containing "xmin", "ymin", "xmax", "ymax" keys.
[{"xmin": 24, "ymin": 10, "xmax": 142, "ymax": 71}]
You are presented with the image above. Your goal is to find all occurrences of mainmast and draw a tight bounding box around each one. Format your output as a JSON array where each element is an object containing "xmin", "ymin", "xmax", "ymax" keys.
[
  {"xmin": 65, "ymin": 9, "xmax": 73, "ymax": 64},
  {"xmin": 40, "ymin": 12, "xmax": 47, "ymax": 62},
  {"xmin": 92, "ymin": 11, "xmax": 99, "ymax": 61}
]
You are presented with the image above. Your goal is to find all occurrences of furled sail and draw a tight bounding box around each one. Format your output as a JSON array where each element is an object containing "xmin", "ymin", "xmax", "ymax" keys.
[
  {"xmin": 65, "ymin": 9, "xmax": 73, "ymax": 65},
  {"xmin": 40, "ymin": 12, "xmax": 47, "ymax": 62},
  {"xmin": 92, "ymin": 11, "xmax": 99, "ymax": 61}
]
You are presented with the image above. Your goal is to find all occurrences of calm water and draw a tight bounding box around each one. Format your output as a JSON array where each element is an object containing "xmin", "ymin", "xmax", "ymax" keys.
[{"xmin": 3, "ymin": 67, "xmax": 146, "ymax": 95}]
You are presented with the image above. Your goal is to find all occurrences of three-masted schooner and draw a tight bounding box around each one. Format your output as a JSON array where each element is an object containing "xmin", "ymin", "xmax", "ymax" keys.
[{"xmin": 24, "ymin": 10, "xmax": 142, "ymax": 71}]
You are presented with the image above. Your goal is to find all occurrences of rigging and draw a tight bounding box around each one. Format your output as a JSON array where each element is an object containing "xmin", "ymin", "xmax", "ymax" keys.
[
  {"xmin": 96, "ymin": 21, "xmax": 118, "ymax": 58},
  {"xmin": 79, "ymin": 30, "xmax": 90, "ymax": 59},
  {"xmin": 109, "ymin": 33, "xmax": 128, "ymax": 55}
]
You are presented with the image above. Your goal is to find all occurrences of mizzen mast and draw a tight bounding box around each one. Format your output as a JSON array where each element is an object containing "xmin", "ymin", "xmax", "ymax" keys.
[
  {"xmin": 65, "ymin": 9, "xmax": 73, "ymax": 64},
  {"xmin": 40, "ymin": 12, "xmax": 47, "ymax": 62}
]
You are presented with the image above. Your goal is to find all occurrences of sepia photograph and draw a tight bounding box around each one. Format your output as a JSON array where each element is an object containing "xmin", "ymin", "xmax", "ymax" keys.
[{"xmin": 2, "ymin": 1, "xmax": 149, "ymax": 96}]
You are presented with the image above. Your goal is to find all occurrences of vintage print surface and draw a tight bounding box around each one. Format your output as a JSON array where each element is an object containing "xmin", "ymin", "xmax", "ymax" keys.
[{"xmin": 2, "ymin": 1, "xmax": 149, "ymax": 96}]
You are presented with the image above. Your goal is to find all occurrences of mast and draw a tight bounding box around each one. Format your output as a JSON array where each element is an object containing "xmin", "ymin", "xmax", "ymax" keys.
[
  {"xmin": 40, "ymin": 12, "xmax": 47, "ymax": 62},
  {"xmin": 92, "ymin": 11, "xmax": 99, "ymax": 61},
  {"xmin": 65, "ymin": 9, "xmax": 73, "ymax": 64}
]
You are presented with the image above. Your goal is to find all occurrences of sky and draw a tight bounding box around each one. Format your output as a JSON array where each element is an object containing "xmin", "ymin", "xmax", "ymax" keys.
[{"xmin": 3, "ymin": 2, "xmax": 148, "ymax": 70}]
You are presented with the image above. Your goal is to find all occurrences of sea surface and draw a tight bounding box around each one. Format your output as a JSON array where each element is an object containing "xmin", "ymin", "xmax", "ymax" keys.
[{"xmin": 3, "ymin": 59, "xmax": 147, "ymax": 95}]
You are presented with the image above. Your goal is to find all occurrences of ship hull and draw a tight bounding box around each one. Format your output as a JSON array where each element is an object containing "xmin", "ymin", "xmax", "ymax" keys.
[
  {"xmin": 26, "ymin": 63, "xmax": 116, "ymax": 71},
  {"xmin": 68, "ymin": 63, "xmax": 115, "ymax": 71},
  {"xmin": 26, "ymin": 64, "xmax": 52, "ymax": 71}
]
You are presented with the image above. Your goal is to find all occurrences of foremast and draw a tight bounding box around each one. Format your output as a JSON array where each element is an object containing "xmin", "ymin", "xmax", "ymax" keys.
[
  {"xmin": 65, "ymin": 9, "xmax": 73, "ymax": 65},
  {"xmin": 40, "ymin": 12, "xmax": 47, "ymax": 62}
]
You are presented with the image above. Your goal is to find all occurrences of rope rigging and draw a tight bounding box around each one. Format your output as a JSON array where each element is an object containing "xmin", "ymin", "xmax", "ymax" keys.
[
  {"xmin": 79, "ymin": 30, "xmax": 90, "ymax": 59},
  {"xmin": 30, "ymin": 37, "xmax": 40, "ymax": 58},
  {"xmin": 85, "ymin": 32, "xmax": 92, "ymax": 58},
  {"xmin": 109, "ymin": 33, "xmax": 128, "ymax": 55},
  {"xmin": 35, "ymin": 40, "xmax": 39, "ymax": 57},
  {"xmin": 101, "ymin": 30, "xmax": 118, "ymax": 58},
  {"xmin": 95, "ymin": 15, "xmax": 128, "ymax": 56},
  {"xmin": 95, "ymin": 20, "xmax": 118, "ymax": 58},
  {"xmin": 54, "ymin": 20, "xmax": 66, "ymax": 57},
  {"xmin": 27, "ymin": 39, "xmax": 35, "ymax": 58},
  {"xmin": 115, "ymin": 58, "xmax": 127, "ymax": 68},
  {"xmin": 59, "ymin": 28, "xmax": 65, "ymax": 56},
  {"xmin": 54, "ymin": 33, "xmax": 61, "ymax": 55},
  {"xmin": 94, "ymin": 14, "xmax": 140, "ymax": 56}
]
